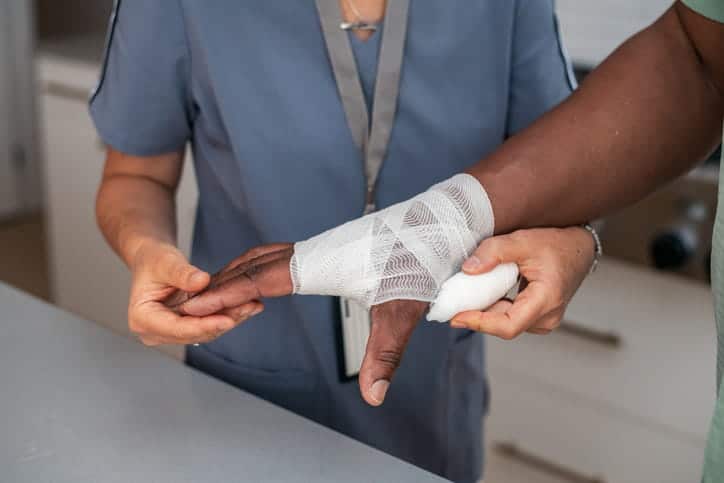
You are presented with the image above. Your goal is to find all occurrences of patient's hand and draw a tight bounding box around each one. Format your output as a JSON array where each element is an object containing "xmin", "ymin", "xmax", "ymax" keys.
[
  {"xmin": 169, "ymin": 242, "xmax": 425, "ymax": 407},
  {"xmin": 166, "ymin": 243, "xmax": 295, "ymax": 312}
]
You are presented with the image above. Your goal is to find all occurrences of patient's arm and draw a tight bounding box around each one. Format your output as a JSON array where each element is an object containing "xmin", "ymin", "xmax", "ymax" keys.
[{"xmin": 472, "ymin": 2, "xmax": 724, "ymax": 234}]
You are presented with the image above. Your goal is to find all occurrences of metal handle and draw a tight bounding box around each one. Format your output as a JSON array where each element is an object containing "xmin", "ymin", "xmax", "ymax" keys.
[
  {"xmin": 558, "ymin": 319, "xmax": 621, "ymax": 348},
  {"xmin": 44, "ymin": 81, "xmax": 90, "ymax": 102},
  {"xmin": 494, "ymin": 442, "xmax": 607, "ymax": 483}
]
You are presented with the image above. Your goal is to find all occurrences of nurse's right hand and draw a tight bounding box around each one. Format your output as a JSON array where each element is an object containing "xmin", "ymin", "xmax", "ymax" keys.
[{"xmin": 128, "ymin": 240, "xmax": 263, "ymax": 346}]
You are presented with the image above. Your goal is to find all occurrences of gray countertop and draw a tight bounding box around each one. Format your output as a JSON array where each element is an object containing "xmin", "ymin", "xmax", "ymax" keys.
[{"xmin": 0, "ymin": 284, "xmax": 446, "ymax": 483}]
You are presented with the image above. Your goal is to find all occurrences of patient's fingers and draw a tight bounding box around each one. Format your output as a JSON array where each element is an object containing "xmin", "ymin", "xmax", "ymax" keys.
[
  {"xmin": 166, "ymin": 244, "xmax": 293, "ymax": 311},
  {"xmin": 178, "ymin": 251, "xmax": 294, "ymax": 316},
  {"xmin": 209, "ymin": 244, "xmax": 294, "ymax": 290}
]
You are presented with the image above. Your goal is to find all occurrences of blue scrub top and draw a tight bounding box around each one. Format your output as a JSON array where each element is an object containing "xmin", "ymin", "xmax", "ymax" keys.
[{"xmin": 90, "ymin": 1, "xmax": 573, "ymax": 481}]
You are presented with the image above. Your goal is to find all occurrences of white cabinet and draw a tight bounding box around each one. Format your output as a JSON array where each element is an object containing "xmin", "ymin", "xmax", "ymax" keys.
[
  {"xmin": 0, "ymin": 0, "xmax": 41, "ymax": 218},
  {"xmin": 486, "ymin": 259, "xmax": 717, "ymax": 483},
  {"xmin": 38, "ymin": 53, "xmax": 197, "ymax": 359}
]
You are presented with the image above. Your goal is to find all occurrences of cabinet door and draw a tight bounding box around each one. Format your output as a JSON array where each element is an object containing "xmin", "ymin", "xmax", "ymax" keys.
[
  {"xmin": 0, "ymin": 2, "xmax": 20, "ymax": 217},
  {"xmin": 42, "ymin": 88, "xmax": 130, "ymax": 336},
  {"xmin": 0, "ymin": 0, "xmax": 40, "ymax": 218},
  {"xmin": 487, "ymin": 369, "xmax": 706, "ymax": 483},
  {"xmin": 41, "ymin": 83, "xmax": 197, "ymax": 359}
]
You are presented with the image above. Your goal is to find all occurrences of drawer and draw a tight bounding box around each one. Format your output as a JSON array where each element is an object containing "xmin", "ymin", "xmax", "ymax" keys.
[
  {"xmin": 486, "ymin": 368, "xmax": 707, "ymax": 483},
  {"xmin": 487, "ymin": 259, "xmax": 717, "ymax": 439}
]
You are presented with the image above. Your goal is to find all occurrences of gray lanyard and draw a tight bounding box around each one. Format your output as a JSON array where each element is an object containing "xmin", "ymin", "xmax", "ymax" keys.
[{"xmin": 316, "ymin": 0, "xmax": 410, "ymax": 213}]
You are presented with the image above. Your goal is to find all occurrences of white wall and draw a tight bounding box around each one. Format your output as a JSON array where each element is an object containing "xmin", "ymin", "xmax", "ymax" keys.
[{"xmin": 557, "ymin": 0, "xmax": 673, "ymax": 67}]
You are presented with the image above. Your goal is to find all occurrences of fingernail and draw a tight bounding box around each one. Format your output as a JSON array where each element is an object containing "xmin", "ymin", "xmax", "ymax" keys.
[
  {"xmin": 369, "ymin": 380, "xmax": 390, "ymax": 405},
  {"xmin": 250, "ymin": 306, "xmax": 263, "ymax": 317},
  {"xmin": 450, "ymin": 319, "xmax": 468, "ymax": 329},
  {"xmin": 462, "ymin": 256, "xmax": 481, "ymax": 272},
  {"xmin": 240, "ymin": 305, "xmax": 262, "ymax": 319},
  {"xmin": 217, "ymin": 320, "xmax": 234, "ymax": 331},
  {"xmin": 191, "ymin": 271, "xmax": 207, "ymax": 285}
]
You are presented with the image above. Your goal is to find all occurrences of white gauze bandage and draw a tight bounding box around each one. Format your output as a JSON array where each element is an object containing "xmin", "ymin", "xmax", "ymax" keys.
[{"xmin": 290, "ymin": 174, "xmax": 495, "ymax": 308}]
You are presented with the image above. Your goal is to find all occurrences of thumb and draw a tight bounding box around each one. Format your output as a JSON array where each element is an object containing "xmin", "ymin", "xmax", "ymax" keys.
[
  {"xmin": 155, "ymin": 250, "xmax": 210, "ymax": 292},
  {"xmin": 462, "ymin": 232, "xmax": 525, "ymax": 275},
  {"xmin": 358, "ymin": 300, "xmax": 427, "ymax": 407}
]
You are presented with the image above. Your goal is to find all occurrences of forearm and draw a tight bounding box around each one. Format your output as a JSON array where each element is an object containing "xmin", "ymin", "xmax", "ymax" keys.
[
  {"xmin": 96, "ymin": 178, "xmax": 177, "ymax": 267},
  {"xmin": 95, "ymin": 149, "xmax": 183, "ymax": 268},
  {"xmin": 470, "ymin": 4, "xmax": 724, "ymax": 233}
]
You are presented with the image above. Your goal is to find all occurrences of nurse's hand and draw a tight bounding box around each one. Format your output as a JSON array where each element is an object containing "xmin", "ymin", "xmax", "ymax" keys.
[
  {"xmin": 129, "ymin": 240, "xmax": 262, "ymax": 346},
  {"xmin": 450, "ymin": 227, "xmax": 595, "ymax": 338},
  {"xmin": 175, "ymin": 243, "xmax": 426, "ymax": 407}
]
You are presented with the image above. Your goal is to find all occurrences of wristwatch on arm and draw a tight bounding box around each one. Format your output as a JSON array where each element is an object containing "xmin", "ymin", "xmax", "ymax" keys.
[{"xmin": 582, "ymin": 222, "xmax": 603, "ymax": 274}]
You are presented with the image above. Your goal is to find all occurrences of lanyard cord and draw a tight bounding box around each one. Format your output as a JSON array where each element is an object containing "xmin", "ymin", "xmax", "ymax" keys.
[{"xmin": 316, "ymin": 0, "xmax": 410, "ymax": 213}]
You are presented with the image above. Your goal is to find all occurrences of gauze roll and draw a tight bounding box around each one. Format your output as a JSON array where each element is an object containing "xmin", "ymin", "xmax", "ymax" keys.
[
  {"xmin": 426, "ymin": 263, "xmax": 519, "ymax": 322},
  {"xmin": 290, "ymin": 174, "xmax": 494, "ymax": 308}
]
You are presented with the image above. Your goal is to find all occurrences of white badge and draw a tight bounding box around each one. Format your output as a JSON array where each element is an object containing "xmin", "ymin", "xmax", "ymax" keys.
[{"xmin": 339, "ymin": 296, "xmax": 372, "ymax": 378}]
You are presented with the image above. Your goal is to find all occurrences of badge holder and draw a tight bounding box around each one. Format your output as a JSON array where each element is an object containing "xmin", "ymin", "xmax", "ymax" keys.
[{"xmin": 335, "ymin": 296, "xmax": 371, "ymax": 379}]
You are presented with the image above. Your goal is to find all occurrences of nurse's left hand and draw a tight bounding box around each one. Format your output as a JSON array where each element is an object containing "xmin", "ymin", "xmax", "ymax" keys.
[
  {"xmin": 450, "ymin": 227, "xmax": 595, "ymax": 338},
  {"xmin": 173, "ymin": 244, "xmax": 426, "ymax": 407}
]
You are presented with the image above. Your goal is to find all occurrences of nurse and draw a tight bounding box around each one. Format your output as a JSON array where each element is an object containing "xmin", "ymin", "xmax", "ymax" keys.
[{"xmin": 92, "ymin": 1, "xmax": 577, "ymax": 481}]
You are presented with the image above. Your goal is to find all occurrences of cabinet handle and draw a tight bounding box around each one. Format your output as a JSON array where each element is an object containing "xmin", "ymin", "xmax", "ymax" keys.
[
  {"xmin": 559, "ymin": 319, "xmax": 621, "ymax": 348},
  {"xmin": 494, "ymin": 442, "xmax": 606, "ymax": 483},
  {"xmin": 44, "ymin": 81, "xmax": 90, "ymax": 102}
]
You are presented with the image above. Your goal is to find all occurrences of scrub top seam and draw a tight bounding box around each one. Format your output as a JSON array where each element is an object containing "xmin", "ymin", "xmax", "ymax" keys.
[
  {"xmin": 552, "ymin": 8, "xmax": 578, "ymax": 92},
  {"xmin": 502, "ymin": 0, "xmax": 517, "ymax": 140},
  {"xmin": 89, "ymin": 0, "xmax": 121, "ymax": 106},
  {"xmin": 175, "ymin": 0, "xmax": 197, "ymax": 126}
]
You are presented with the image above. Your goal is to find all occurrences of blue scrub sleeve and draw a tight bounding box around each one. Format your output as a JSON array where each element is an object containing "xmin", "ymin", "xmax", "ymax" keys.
[
  {"xmin": 505, "ymin": 0, "xmax": 576, "ymax": 136},
  {"xmin": 89, "ymin": 0, "xmax": 193, "ymax": 156}
]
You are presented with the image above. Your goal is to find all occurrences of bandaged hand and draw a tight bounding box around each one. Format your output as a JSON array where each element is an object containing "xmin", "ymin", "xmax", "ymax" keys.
[
  {"xmin": 291, "ymin": 174, "xmax": 494, "ymax": 305},
  {"xmin": 171, "ymin": 174, "xmax": 495, "ymax": 405},
  {"xmin": 169, "ymin": 243, "xmax": 428, "ymax": 406}
]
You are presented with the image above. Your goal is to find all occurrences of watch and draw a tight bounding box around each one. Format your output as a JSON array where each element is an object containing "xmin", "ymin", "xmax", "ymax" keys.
[{"xmin": 582, "ymin": 223, "xmax": 603, "ymax": 274}]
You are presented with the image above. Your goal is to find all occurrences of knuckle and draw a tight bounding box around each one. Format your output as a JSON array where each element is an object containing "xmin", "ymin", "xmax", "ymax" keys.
[
  {"xmin": 245, "ymin": 246, "xmax": 270, "ymax": 259},
  {"xmin": 501, "ymin": 323, "xmax": 525, "ymax": 340},
  {"xmin": 173, "ymin": 264, "xmax": 192, "ymax": 283},
  {"xmin": 128, "ymin": 318, "xmax": 144, "ymax": 335},
  {"xmin": 159, "ymin": 250, "xmax": 179, "ymax": 269},
  {"xmin": 180, "ymin": 326, "xmax": 201, "ymax": 341},
  {"xmin": 139, "ymin": 336, "xmax": 158, "ymax": 347},
  {"xmin": 481, "ymin": 237, "xmax": 500, "ymax": 252},
  {"xmin": 546, "ymin": 315, "xmax": 563, "ymax": 331},
  {"xmin": 498, "ymin": 326, "xmax": 517, "ymax": 340},
  {"xmin": 374, "ymin": 350, "xmax": 402, "ymax": 370},
  {"xmin": 508, "ymin": 230, "xmax": 526, "ymax": 243},
  {"xmin": 549, "ymin": 291, "xmax": 566, "ymax": 309}
]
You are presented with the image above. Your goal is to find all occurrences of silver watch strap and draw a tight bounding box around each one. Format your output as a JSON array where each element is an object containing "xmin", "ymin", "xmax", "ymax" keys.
[{"xmin": 582, "ymin": 223, "xmax": 603, "ymax": 274}]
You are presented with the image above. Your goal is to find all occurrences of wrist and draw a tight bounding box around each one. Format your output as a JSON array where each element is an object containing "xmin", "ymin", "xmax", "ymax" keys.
[{"xmin": 123, "ymin": 234, "xmax": 175, "ymax": 271}]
